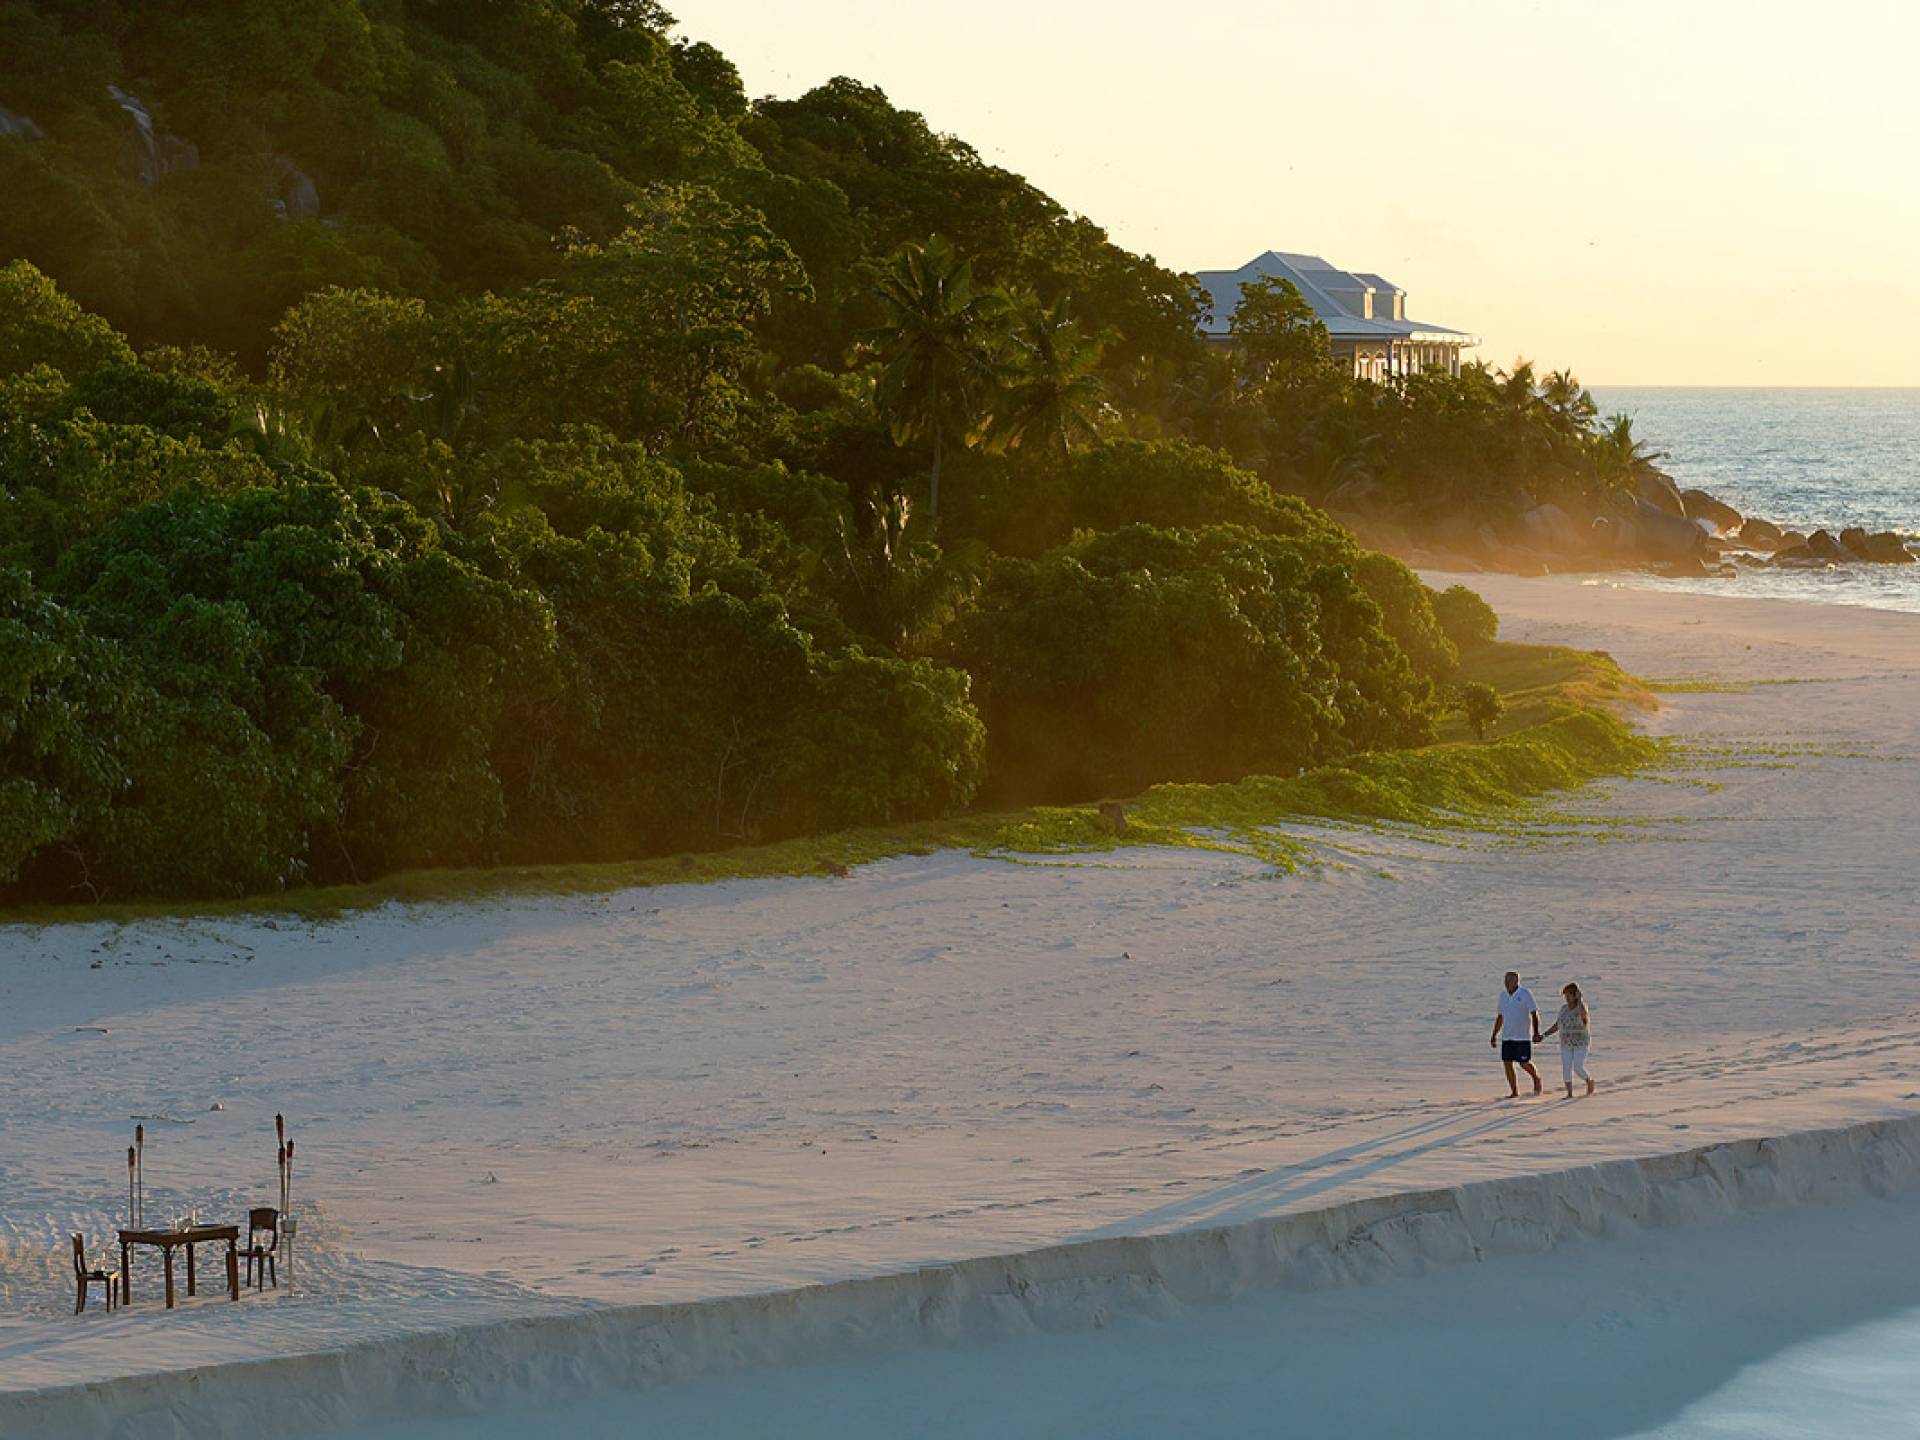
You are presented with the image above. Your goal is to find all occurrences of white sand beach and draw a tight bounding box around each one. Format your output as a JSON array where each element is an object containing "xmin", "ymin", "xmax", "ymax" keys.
[{"xmin": 5, "ymin": 574, "xmax": 1920, "ymax": 1433}]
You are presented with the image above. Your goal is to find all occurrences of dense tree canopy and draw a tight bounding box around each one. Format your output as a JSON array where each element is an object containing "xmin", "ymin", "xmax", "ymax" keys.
[{"xmin": 0, "ymin": 2, "xmax": 1628, "ymax": 903}]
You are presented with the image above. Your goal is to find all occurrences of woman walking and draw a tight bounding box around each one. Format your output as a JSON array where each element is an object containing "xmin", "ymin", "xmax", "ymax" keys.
[{"xmin": 1541, "ymin": 982, "xmax": 1595, "ymax": 1098}]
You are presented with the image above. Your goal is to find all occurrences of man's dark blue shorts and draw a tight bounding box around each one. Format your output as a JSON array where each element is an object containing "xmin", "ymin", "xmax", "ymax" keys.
[{"xmin": 1501, "ymin": 1039, "xmax": 1532, "ymax": 1063}]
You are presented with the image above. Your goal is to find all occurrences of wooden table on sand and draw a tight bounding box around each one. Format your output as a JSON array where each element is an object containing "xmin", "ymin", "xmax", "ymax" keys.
[{"xmin": 117, "ymin": 1225, "xmax": 240, "ymax": 1308}]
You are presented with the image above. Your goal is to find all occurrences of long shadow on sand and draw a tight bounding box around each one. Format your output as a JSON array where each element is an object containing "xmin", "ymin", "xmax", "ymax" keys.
[{"xmin": 1076, "ymin": 1099, "xmax": 1553, "ymax": 1240}]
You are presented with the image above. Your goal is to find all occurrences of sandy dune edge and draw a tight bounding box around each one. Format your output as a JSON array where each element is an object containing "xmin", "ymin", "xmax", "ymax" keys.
[{"xmin": 8, "ymin": 1110, "xmax": 1915, "ymax": 1439}]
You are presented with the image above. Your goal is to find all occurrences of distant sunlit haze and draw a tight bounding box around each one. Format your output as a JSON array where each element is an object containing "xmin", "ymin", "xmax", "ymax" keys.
[{"xmin": 680, "ymin": 0, "xmax": 1920, "ymax": 386}]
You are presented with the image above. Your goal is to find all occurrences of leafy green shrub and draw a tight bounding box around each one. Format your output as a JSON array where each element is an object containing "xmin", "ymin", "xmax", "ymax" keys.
[
  {"xmin": 949, "ymin": 523, "xmax": 1437, "ymax": 800},
  {"xmin": 479, "ymin": 495, "xmax": 980, "ymax": 866},
  {"xmin": 40, "ymin": 479, "xmax": 549, "ymax": 896},
  {"xmin": 0, "ymin": 261, "xmax": 135, "ymax": 378},
  {"xmin": 481, "ymin": 509, "xmax": 818, "ymax": 859},
  {"xmin": 65, "ymin": 362, "xmax": 240, "ymax": 446},
  {"xmin": 457, "ymin": 186, "xmax": 808, "ymax": 449},
  {"xmin": 1064, "ymin": 438, "xmax": 1335, "ymax": 541},
  {"xmin": 1433, "ymin": 583, "xmax": 1500, "ymax": 652},
  {"xmin": 0, "ymin": 393, "xmax": 276, "ymax": 575},
  {"xmin": 777, "ymin": 649, "xmax": 985, "ymax": 831},
  {"xmin": 270, "ymin": 287, "xmax": 436, "ymax": 422},
  {"xmin": 1460, "ymin": 680, "xmax": 1505, "ymax": 742},
  {"xmin": 1352, "ymin": 553, "xmax": 1458, "ymax": 680},
  {"xmin": 958, "ymin": 438, "xmax": 1344, "ymax": 557}
]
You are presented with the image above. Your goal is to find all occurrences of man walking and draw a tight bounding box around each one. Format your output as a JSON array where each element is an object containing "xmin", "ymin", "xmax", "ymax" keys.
[{"xmin": 1490, "ymin": 970, "xmax": 1542, "ymax": 1098}]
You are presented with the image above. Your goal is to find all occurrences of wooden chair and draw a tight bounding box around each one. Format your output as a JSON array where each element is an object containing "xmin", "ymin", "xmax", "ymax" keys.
[
  {"xmin": 72, "ymin": 1233, "xmax": 119, "ymax": 1315},
  {"xmin": 241, "ymin": 1207, "xmax": 279, "ymax": 1290}
]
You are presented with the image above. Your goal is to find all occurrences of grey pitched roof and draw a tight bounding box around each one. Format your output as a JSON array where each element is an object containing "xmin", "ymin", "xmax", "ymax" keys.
[
  {"xmin": 1350, "ymin": 271, "xmax": 1403, "ymax": 296},
  {"xmin": 1195, "ymin": 252, "xmax": 1474, "ymax": 344}
]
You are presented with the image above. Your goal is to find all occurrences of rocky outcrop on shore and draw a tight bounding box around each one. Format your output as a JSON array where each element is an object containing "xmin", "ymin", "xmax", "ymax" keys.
[{"xmin": 1332, "ymin": 467, "xmax": 1915, "ymax": 579}]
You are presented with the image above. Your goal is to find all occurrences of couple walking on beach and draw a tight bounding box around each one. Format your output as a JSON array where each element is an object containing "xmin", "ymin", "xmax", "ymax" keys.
[{"xmin": 1490, "ymin": 971, "xmax": 1594, "ymax": 1100}]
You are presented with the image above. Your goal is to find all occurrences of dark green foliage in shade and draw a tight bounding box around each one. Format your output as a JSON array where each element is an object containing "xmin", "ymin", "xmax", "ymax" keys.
[
  {"xmin": 668, "ymin": 38, "xmax": 749, "ymax": 122},
  {"xmin": 0, "ymin": 373, "xmax": 279, "ymax": 574},
  {"xmin": 777, "ymin": 648, "xmax": 985, "ymax": 833},
  {"xmin": 1342, "ymin": 362, "xmax": 1634, "ymax": 519},
  {"xmin": 1061, "ymin": 439, "xmax": 1320, "ymax": 540},
  {"xmin": 743, "ymin": 77, "xmax": 1202, "ymax": 375},
  {"xmin": 0, "ymin": 643, "xmax": 1650, "ymax": 926},
  {"xmin": 50, "ymin": 528, "xmax": 358, "ymax": 897},
  {"xmin": 951, "ymin": 437, "xmax": 1335, "ymax": 560},
  {"xmin": 0, "ymin": 565, "xmax": 133, "ymax": 886},
  {"xmin": 477, "ymin": 508, "xmax": 820, "ymax": 859},
  {"xmin": 476, "ymin": 508, "xmax": 980, "ymax": 859},
  {"xmin": 268, "ymin": 288, "xmax": 436, "ymax": 428},
  {"xmin": 65, "ymin": 361, "xmax": 241, "ymax": 446}
]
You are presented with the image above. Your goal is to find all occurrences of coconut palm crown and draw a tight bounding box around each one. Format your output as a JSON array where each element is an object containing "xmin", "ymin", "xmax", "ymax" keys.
[
  {"xmin": 864, "ymin": 237, "xmax": 1005, "ymax": 518},
  {"xmin": 981, "ymin": 293, "xmax": 1112, "ymax": 456}
]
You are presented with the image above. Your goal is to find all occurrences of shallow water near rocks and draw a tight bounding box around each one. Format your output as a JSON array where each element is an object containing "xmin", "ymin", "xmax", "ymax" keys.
[{"xmin": 1592, "ymin": 387, "xmax": 1920, "ymax": 614}]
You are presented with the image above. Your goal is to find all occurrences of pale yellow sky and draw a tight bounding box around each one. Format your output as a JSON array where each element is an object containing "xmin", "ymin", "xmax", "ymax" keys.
[{"xmin": 679, "ymin": 0, "xmax": 1920, "ymax": 385}]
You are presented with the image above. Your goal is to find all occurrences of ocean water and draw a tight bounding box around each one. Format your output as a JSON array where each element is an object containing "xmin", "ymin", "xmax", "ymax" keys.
[
  {"xmin": 1588, "ymin": 387, "xmax": 1920, "ymax": 613},
  {"xmin": 1626, "ymin": 1304, "xmax": 1920, "ymax": 1439}
]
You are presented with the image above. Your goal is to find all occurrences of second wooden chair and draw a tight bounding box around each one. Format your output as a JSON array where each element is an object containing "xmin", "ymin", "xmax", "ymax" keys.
[
  {"xmin": 72, "ymin": 1233, "xmax": 120, "ymax": 1314},
  {"xmin": 241, "ymin": 1207, "xmax": 279, "ymax": 1290}
]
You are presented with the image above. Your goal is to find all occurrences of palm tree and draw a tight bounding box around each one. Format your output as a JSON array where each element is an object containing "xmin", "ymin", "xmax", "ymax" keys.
[
  {"xmin": 234, "ymin": 396, "xmax": 377, "ymax": 474},
  {"xmin": 865, "ymin": 238, "xmax": 1005, "ymax": 518},
  {"xmin": 1537, "ymin": 368, "xmax": 1598, "ymax": 435},
  {"xmin": 1166, "ymin": 346, "xmax": 1252, "ymax": 456},
  {"xmin": 981, "ymin": 294, "xmax": 1111, "ymax": 456},
  {"xmin": 1597, "ymin": 412, "xmax": 1668, "ymax": 488},
  {"xmin": 1298, "ymin": 397, "xmax": 1383, "ymax": 497},
  {"xmin": 833, "ymin": 489, "xmax": 984, "ymax": 654},
  {"xmin": 408, "ymin": 356, "xmax": 479, "ymax": 449},
  {"xmin": 1497, "ymin": 360, "xmax": 1539, "ymax": 420}
]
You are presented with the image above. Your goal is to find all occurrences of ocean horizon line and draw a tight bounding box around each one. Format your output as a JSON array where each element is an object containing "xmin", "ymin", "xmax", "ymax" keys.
[{"xmin": 1587, "ymin": 382, "xmax": 1920, "ymax": 392}]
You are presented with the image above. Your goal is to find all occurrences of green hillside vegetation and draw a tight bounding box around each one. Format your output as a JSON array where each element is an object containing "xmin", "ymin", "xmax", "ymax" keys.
[
  {"xmin": 0, "ymin": 1, "xmax": 1655, "ymax": 905},
  {"xmin": 0, "ymin": 641, "xmax": 1655, "ymax": 926}
]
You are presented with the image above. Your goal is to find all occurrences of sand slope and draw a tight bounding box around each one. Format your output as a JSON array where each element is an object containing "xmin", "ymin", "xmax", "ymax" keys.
[
  {"xmin": 4, "ymin": 574, "xmax": 1919, "ymax": 1408},
  {"xmin": 10, "ymin": 1113, "xmax": 1920, "ymax": 1438}
]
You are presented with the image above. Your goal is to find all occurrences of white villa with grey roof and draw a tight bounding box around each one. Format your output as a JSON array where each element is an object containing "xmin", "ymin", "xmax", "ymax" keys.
[{"xmin": 1196, "ymin": 251, "xmax": 1477, "ymax": 382}]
